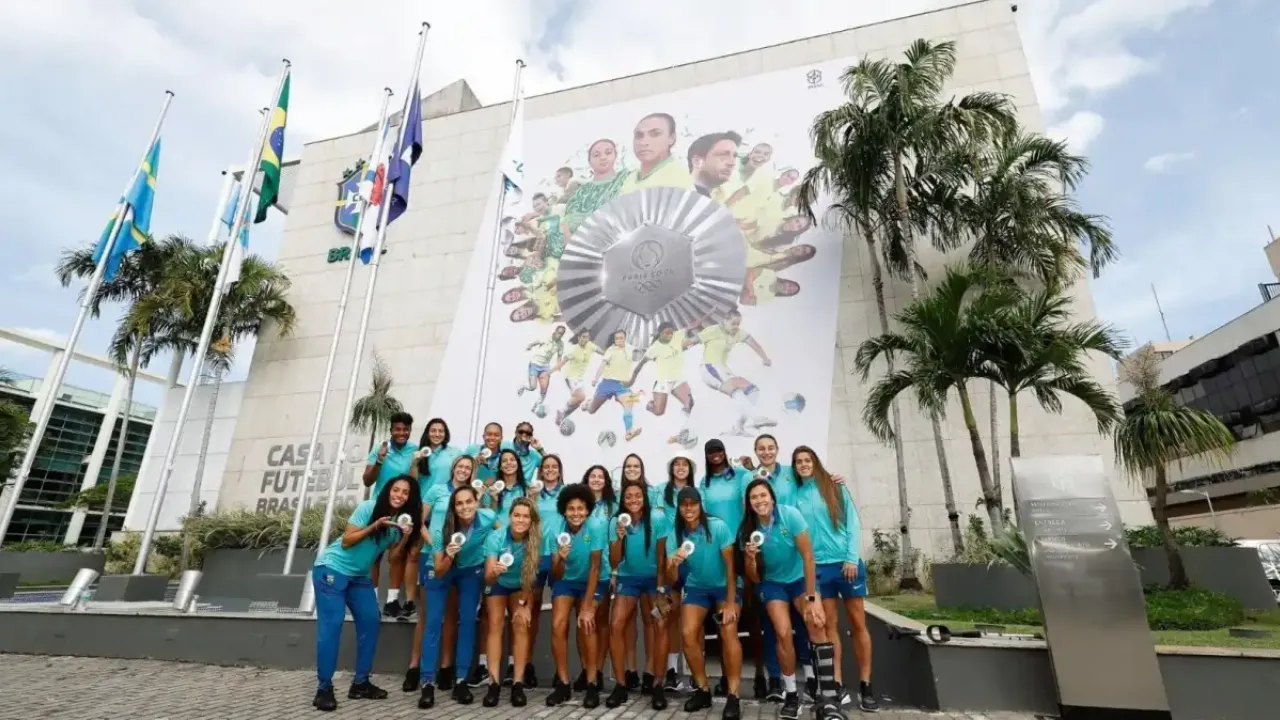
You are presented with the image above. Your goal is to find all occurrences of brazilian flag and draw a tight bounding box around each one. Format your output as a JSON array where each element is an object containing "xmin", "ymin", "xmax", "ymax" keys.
[{"xmin": 254, "ymin": 71, "xmax": 290, "ymax": 223}]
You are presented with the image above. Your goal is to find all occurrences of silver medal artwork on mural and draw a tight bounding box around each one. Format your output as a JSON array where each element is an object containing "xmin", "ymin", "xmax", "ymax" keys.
[{"xmin": 556, "ymin": 186, "xmax": 747, "ymax": 350}]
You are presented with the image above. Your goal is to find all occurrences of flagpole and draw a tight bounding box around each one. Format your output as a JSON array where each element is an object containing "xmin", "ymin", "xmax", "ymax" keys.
[
  {"xmin": 0, "ymin": 90, "xmax": 174, "ymax": 548},
  {"xmin": 132, "ymin": 61, "xmax": 290, "ymax": 575},
  {"xmin": 312, "ymin": 24, "xmax": 430, "ymax": 573},
  {"xmin": 282, "ymin": 87, "xmax": 395, "ymax": 576},
  {"xmin": 467, "ymin": 59, "xmax": 525, "ymax": 443}
]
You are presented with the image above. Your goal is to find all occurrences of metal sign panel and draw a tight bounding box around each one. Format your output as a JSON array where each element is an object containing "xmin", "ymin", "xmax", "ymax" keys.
[{"xmin": 1010, "ymin": 455, "xmax": 1170, "ymax": 719}]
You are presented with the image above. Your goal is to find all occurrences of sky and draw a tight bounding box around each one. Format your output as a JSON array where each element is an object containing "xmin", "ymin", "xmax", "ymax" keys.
[{"xmin": 0, "ymin": 0, "xmax": 1276, "ymax": 408}]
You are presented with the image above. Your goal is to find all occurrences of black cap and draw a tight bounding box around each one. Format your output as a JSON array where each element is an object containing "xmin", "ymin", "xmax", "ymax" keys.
[
  {"xmin": 704, "ymin": 439, "xmax": 726, "ymax": 454},
  {"xmin": 676, "ymin": 486, "xmax": 702, "ymax": 505}
]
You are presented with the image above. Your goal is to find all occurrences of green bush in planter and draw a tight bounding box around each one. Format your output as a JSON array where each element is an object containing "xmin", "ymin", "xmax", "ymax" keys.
[
  {"xmin": 1125, "ymin": 525, "xmax": 1237, "ymax": 549},
  {"xmin": 2, "ymin": 540, "xmax": 82, "ymax": 553},
  {"xmin": 181, "ymin": 504, "xmax": 358, "ymax": 559},
  {"xmin": 104, "ymin": 533, "xmax": 183, "ymax": 577},
  {"xmin": 1144, "ymin": 586, "xmax": 1244, "ymax": 631}
]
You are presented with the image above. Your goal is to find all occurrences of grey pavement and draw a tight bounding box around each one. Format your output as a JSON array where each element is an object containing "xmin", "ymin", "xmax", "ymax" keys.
[{"xmin": 0, "ymin": 655, "xmax": 1050, "ymax": 720}]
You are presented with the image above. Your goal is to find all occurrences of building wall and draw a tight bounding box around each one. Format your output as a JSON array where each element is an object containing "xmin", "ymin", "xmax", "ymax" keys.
[
  {"xmin": 216, "ymin": 0, "xmax": 1150, "ymax": 557},
  {"xmin": 1171, "ymin": 505, "xmax": 1280, "ymax": 541}
]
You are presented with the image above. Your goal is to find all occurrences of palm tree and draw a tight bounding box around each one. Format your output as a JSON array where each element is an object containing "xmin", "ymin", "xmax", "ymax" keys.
[
  {"xmin": 350, "ymin": 352, "xmax": 403, "ymax": 498},
  {"xmin": 1114, "ymin": 346, "xmax": 1234, "ymax": 589},
  {"xmin": 0, "ymin": 368, "xmax": 29, "ymax": 483},
  {"xmin": 951, "ymin": 130, "xmax": 1118, "ymax": 508},
  {"xmin": 55, "ymin": 235, "xmax": 200, "ymax": 550},
  {"xmin": 139, "ymin": 242, "xmax": 296, "ymax": 567},
  {"xmin": 855, "ymin": 265, "xmax": 1017, "ymax": 530}
]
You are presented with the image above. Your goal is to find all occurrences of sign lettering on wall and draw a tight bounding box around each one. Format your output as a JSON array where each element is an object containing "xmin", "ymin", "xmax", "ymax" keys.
[{"xmin": 254, "ymin": 442, "xmax": 366, "ymax": 513}]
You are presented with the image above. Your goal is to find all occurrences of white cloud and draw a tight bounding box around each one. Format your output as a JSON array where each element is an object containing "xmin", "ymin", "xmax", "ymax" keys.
[
  {"xmin": 1047, "ymin": 110, "xmax": 1105, "ymax": 153},
  {"xmin": 1143, "ymin": 151, "xmax": 1194, "ymax": 173}
]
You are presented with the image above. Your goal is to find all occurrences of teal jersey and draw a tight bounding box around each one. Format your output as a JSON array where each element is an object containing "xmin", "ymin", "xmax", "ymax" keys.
[
  {"xmin": 590, "ymin": 497, "xmax": 618, "ymax": 525},
  {"xmin": 791, "ymin": 479, "xmax": 861, "ymax": 565},
  {"xmin": 533, "ymin": 482, "xmax": 565, "ymax": 523},
  {"xmin": 667, "ymin": 516, "xmax": 734, "ymax": 590},
  {"xmin": 314, "ymin": 500, "xmax": 402, "ymax": 577},
  {"xmin": 548, "ymin": 514, "xmax": 609, "ymax": 582},
  {"xmin": 701, "ymin": 467, "xmax": 752, "ymax": 536},
  {"xmin": 484, "ymin": 482, "xmax": 528, "ymax": 526},
  {"xmin": 463, "ymin": 441, "xmax": 514, "ymax": 482},
  {"xmin": 610, "ymin": 509, "xmax": 671, "ymax": 578},
  {"xmin": 745, "ymin": 505, "xmax": 809, "ymax": 584},
  {"xmin": 419, "ymin": 445, "xmax": 463, "ymax": 495},
  {"xmin": 756, "ymin": 464, "xmax": 798, "ymax": 506},
  {"xmin": 483, "ymin": 527, "xmax": 536, "ymax": 590},
  {"xmin": 510, "ymin": 443, "xmax": 543, "ymax": 485},
  {"xmin": 430, "ymin": 508, "xmax": 498, "ymax": 569},
  {"xmin": 650, "ymin": 482, "xmax": 692, "ymax": 515},
  {"xmin": 366, "ymin": 441, "xmax": 419, "ymax": 496},
  {"xmin": 422, "ymin": 482, "xmax": 466, "ymax": 535}
]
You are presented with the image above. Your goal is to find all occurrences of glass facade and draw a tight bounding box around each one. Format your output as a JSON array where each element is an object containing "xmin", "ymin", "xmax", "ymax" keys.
[
  {"xmin": 1141, "ymin": 332, "xmax": 1280, "ymax": 441},
  {"xmin": 1, "ymin": 379, "xmax": 155, "ymax": 545}
]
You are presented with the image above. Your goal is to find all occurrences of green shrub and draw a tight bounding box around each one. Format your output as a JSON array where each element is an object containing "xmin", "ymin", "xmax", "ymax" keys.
[
  {"xmin": 180, "ymin": 503, "xmax": 356, "ymax": 560},
  {"xmin": 2, "ymin": 540, "xmax": 81, "ymax": 553},
  {"xmin": 104, "ymin": 533, "xmax": 182, "ymax": 577},
  {"xmin": 866, "ymin": 529, "xmax": 922, "ymax": 595},
  {"xmin": 1125, "ymin": 525, "xmax": 1237, "ymax": 549},
  {"xmin": 1144, "ymin": 586, "xmax": 1244, "ymax": 631}
]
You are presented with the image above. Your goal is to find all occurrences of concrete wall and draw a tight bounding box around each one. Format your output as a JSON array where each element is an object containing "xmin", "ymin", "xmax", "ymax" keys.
[
  {"xmin": 216, "ymin": 0, "xmax": 1150, "ymax": 557},
  {"xmin": 1171, "ymin": 504, "xmax": 1280, "ymax": 539}
]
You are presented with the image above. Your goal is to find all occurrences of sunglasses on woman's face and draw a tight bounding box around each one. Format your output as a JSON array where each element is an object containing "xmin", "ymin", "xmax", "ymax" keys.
[{"xmin": 517, "ymin": 429, "xmax": 533, "ymax": 437}]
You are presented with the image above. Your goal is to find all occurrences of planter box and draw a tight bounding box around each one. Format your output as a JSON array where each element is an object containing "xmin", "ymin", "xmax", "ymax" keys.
[
  {"xmin": 200, "ymin": 548, "xmax": 319, "ymax": 609},
  {"xmin": 0, "ymin": 551, "xmax": 106, "ymax": 585},
  {"xmin": 933, "ymin": 563, "xmax": 1038, "ymax": 611},
  {"xmin": 1132, "ymin": 547, "xmax": 1277, "ymax": 610}
]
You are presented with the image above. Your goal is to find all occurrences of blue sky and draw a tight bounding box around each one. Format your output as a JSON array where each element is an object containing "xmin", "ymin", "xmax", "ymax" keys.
[{"xmin": 0, "ymin": 0, "xmax": 1275, "ymax": 408}]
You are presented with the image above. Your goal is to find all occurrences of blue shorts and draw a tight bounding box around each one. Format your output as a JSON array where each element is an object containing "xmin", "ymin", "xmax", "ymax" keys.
[
  {"xmin": 816, "ymin": 560, "xmax": 868, "ymax": 599},
  {"xmin": 486, "ymin": 583, "xmax": 523, "ymax": 597},
  {"xmin": 759, "ymin": 577, "xmax": 808, "ymax": 604},
  {"xmin": 594, "ymin": 379, "xmax": 627, "ymax": 401},
  {"xmin": 682, "ymin": 585, "xmax": 727, "ymax": 609},
  {"xmin": 552, "ymin": 579, "xmax": 606, "ymax": 602},
  {"xmin": 529, "ymin": 363, "xmax": 550, "ymax": 376},
  {"xmin": 616, "ymin": 576, "xmax": 658, "ymax": 598}
]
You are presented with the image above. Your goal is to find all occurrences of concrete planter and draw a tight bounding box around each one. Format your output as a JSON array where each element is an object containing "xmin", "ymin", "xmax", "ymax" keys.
[
  {"xmin": 933, "ymin": 563, "xmax": 1038, "ymax": 611},
  {"xmin": 199, "ymin": 548, "xmax": 319, "ymax": 610},
  {"xmin": 0, "ymin": 551, "xmax": 106, "ymax": 585},
  {"xmin": 1132, "ymin": 546, "xmax": 1277, "ymax": 610}
]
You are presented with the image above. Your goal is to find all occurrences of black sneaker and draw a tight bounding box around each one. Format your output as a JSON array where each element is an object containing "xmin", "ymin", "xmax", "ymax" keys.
[
  {"xmin": 684, "ymin": 686, "xmax": 713, "ymax": 712},
  {"xmin": 511, "ymin": 682, "xmax": 527, "ymax": 707},
  {"xmin": 382, "ymin": 599, "xmax": 402, "ymax": 618},
  {"xmin": 605, "ymin": 683, "xmax": 628, "ymax": 708},
  {"xmin": 417, "ymin": 685, "xmax": 435, "ymax": 710},
  {"xmin": 836, "ymin": 681, "xmax": 853, "ymax": 706},
  {"xmin": 713, "ymin": 675, "xmax": 728, "ymax": 696},
  {"xmin": 859, "ymin": 681, "xmax": 880, "ymax": 712},
  {"xmin": 640, "ymin": 671, "xmax": 655, "ymax": 695},
  {"xmin": 651, "ymin": 684, "xmax": 668, "ymax": 710},
  {"xmin": 583, "ymin": 683, "xmax": 601, "ymax": 709},
  {"xmin": 522, "ymin": 664, "xmax": 538, "ymax": 688},
  {"xmin": 625, "ymin": 669, "xmax": 641, "ymax": 691},
  {"xmin": 398, "ymin": 600, "xmax": 416, "ymax": 621},
  {"xmin": 663, "ymin": 668, "xmax": 680, "ymax": 692},
  {"xmin": 780, "ymin": 691, "xmax": 801, "ymax": 720},
  {"xmin": 465, "ymin": 665, "xmax": 487, "ymax": 688},
  {"xmin": 437, "ymin": 666, "xmax": 455, "ymax": 691},
  {"xmin": 766, "ymin": 677, "xmax": 784, "ymax": 702},
  {"xmin": 451, "ymin": 684, "xmax": 473, "ymax": 705},
  {"xmin": 401, "ymin": 667, "xmax": 419, "ymax": 693},
  {"xmin": 347, "ymin": 680, "xmax": 387, "ymax": 700},
  {"xmin": 503, "ymin": 662, "xmax": 515, "ymax": 686},
  {"xmin": 482, "ymin": 683, "xmax": 501, "ymax": 707},
  {"xmin": 723, "ymin": 693, "xmax": 741, "ymax": 720},
  {"xmin": 753, "ymin": 674, "xmax": 768, "ymax": 700},
  {"xmin": 313, "ymin": 687, "xmax": 337, "ymax": 712},
  {"xmin": 546, "ymin": 679, "xmax": 571, "ymax": 706},
  {"xmin": 573, "ymin": 668, "xmax": 588, "ymax": 692}
]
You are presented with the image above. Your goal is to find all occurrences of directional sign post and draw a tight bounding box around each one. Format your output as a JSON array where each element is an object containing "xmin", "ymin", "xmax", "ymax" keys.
[{"xmin": 1011, "ymin": 455, "xmax": 1171, "ymax": 720}]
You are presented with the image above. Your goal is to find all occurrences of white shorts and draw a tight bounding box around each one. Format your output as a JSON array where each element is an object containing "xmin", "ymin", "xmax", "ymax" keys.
[
  {"xmin": 700, "ymin": 364, "xmax": 738, "ymax": 390},
  {"xmin": 652, "ymin": 379, "xmax": 686, "ymax": 395},
  {"xmin": 565, "ymin": 377, "xmax": 589, "ymax": 394}
]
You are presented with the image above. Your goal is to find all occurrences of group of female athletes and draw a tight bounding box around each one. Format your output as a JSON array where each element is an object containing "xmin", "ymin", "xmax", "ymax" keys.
[{"xmin": 309, "ymin": 415, "xmax": 876, "ymax": 720}]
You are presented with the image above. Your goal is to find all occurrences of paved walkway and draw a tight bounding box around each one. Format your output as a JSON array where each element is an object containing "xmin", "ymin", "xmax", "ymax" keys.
[{"xmin": 0, "ymin": 655, "xmax": 1048, "ymax": 720}]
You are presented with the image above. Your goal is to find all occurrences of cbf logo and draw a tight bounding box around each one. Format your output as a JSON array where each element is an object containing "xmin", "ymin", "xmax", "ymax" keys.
[
  {"xmin": 806, "ymin": 69, "xmax": 823, "ymax": 90},
  {"xmin": 334, "ymin": 160, "xmax": 366, "ymax": 235}
]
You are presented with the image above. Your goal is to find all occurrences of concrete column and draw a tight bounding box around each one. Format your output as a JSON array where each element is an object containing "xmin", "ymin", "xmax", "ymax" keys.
[{"xmin": 62, "ymin": 373, "xmax": 128, "ymax": 546}]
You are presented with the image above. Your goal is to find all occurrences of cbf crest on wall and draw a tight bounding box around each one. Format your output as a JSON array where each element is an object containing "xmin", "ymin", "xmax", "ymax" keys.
[{"xmin": 334, "ymin": 160, "xmax": 366, "ymax": 235}]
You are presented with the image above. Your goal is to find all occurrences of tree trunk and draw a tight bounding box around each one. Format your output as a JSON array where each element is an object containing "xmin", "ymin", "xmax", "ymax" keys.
[
  {"xmin": 366, "ymin": 428, "xmax": 377, "ymax": 501},
  {"xmin": 958, "ymin": 382, "xmax": 1002, "ymax": 531},
  {"xmin": 863, "ymin": 227, "xmax": 928, "ymax": 586},
  {"xmin": 1152, "ymin": 464, "xmax": 1189, "ymax": 589},
  {"xmin": 1007, "ymin": 390, "xmax": 1022, "ymax": 525},
  {"xmin": 92, "ymin": 347, "xmax": 142, "ymax": 552},
  {"xmin": 989, "ymin": 380, "xmax": 1001, "ymax": 511},
  {"xmin": 182, "ymin": 363, "xmax": 223, "ymax": 571}
]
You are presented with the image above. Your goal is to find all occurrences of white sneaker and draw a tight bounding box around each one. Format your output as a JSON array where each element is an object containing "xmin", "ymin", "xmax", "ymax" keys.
[{"xmin": 751, "ymin": 416, "xmax": 777, "ymax": 428}]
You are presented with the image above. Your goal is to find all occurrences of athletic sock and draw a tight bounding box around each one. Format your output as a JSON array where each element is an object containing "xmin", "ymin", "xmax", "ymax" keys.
[{"xmin": 782, "ymin": 674, "xmax": 797, "ymax": 692}]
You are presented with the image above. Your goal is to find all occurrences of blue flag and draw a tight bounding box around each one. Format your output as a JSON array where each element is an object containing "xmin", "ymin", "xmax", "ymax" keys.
[
  {"xmin": 94, "ymin": 139, "xmax": 161, "ymax": 281},
  {"xmin": 385, "ymin": 81, "xmax": 423, "ymax": 226},
  {"xmin": 222, "ymin": 182, "xmax": 252, "ymax": 288}
]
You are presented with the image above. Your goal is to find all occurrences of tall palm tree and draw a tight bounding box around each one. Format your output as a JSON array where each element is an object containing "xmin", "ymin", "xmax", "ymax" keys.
[
  {"xmin": 138, "ymin": 242, "xmax": 296, "ymax": 567},
  {"xmin": 855, "ymin": 265, "xmax": 1017, "ymax": 530},
  {"xmin": 55, "ymin": 235, "xmax": 200, "ymax": 550},
  {"xmin": 351, "ymin": 352, "xmax": 403, "ymax": 453},
  {"xmin": 1114, "ymin": 346, "xmax": 1234, "ymax": 589},
  {"xmin": 952, "ymin": 130, "xmax": 1117, "ymax": 508}
]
